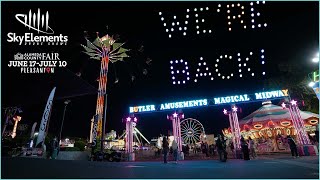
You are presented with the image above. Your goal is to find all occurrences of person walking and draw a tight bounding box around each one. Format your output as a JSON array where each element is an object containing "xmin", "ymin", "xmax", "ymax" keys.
[
  {"xmin": 172, "ymin": 139, "xmax": 178, "ymax": 163},
  {"xmin": 162, "ymin": 136, "xmax": 169, "ymax": 163},
  {"xmin": 241, "ymin": 136, "xmax": 250, "ymax": 160},
  {"xmin": 287, "ymin": 135, "xmax": 299, "ymax": 158},
  {"xmin": 230, "ymin": 141, "xmax": 235, "ymax": 158},
  {"xmin": 216, "ymin": 134, "xmax": 227, "ymax": 162},
  {"xmin": 248, "ymin": 137, "xmax": 257, "ymax": 159}
]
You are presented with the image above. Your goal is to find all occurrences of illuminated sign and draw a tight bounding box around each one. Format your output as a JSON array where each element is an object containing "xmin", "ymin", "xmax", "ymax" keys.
[
  {"xmin": 255, "ymin": 89, "xmax": 288, "ymax": 100},
  {"xmin": 160, "ymin": 99, "xmax": 208, "ymax": 110},
  {"xmin": 128, "ymin": 89, "xmax": 289, "ymax": 113},
  {"xmin": 214, "ymin": 94, "xmax": 250, "ymax": 104},
  {"xmin": 313, "ymin": 70, "xmax": 319, "ymax": 82},
  {"xmin": 129, "ymin": 105, "xmax": 156, "ymax": 113}
]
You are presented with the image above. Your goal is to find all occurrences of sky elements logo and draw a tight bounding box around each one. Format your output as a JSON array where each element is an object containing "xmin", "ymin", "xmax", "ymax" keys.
[{"xmin": 15, "ymin": 9, "xmax": 54, "ymax": 34}]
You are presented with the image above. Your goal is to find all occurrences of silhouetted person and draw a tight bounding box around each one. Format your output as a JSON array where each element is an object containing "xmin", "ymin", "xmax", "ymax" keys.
[
  {"xmin": 241, "ymin": 136, "xmax": 250, "ymax": 160},
  {"xmin": 162, "ymin": 136, "xmax": 169, "ymax": 163},
  {"xmin": 287, "ymin": 135, "xmax": 299, "ymax": 158},
  {"xmin": 216, "ymin": 134, "xmax": 227, "ymax": 162},
  {"xmin": 248, "ymin": 137, "xmax": 257, "ymax": 159},
  {"xmin": 172, "ymin": 139, "xmax": 178, "ymax": 163}
]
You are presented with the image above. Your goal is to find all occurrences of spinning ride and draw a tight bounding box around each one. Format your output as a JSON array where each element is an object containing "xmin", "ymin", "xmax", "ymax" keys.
[{"xmin": 180, "ymin": 118, "xmax": 205, "ymax": 145}]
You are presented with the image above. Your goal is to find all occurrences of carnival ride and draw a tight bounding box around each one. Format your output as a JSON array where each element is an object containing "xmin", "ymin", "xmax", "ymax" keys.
[
  {"xmin": 180, "ymin": 118, "xmax": 205, "ymax": 145},
  {"xmin": 118, "ymin": 127, "xmax": 150, "ymax": 147},
  {"xmin": 223, "ymin": 101, "xmax": 319, "ymax": 152}
]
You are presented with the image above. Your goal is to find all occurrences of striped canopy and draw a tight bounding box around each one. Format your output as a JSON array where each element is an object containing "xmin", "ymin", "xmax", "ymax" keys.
[{"xmin": 239, "ymin": 103, "xmax": 319, "ymax": 125}]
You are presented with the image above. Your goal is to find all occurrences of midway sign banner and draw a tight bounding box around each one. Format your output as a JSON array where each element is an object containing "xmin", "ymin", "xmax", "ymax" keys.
[{"xmin": 129, "ymin": 89, "xmax": 289, "ymax": 114}]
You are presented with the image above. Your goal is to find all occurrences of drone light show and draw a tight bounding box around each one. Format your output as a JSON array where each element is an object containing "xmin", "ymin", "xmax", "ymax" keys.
[
  {"xmin": 159, "ymin": 1, "xmax": 267, "ymax": 38},
  {"xmin": 170, "ymin": 49, "xmax": 266, "ymax": 84}
]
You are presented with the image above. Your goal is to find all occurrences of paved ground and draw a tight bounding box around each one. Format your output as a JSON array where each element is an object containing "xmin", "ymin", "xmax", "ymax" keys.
[{"xmin": 2, "ymin": 155, "xmax": 319, "ymax": 179}]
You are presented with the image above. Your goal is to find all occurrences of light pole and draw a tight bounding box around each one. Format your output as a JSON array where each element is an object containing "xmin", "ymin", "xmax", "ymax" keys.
[
  {"xmin": 59, "ymin": 100, "xmax": 71, "ymax": 142},
  {"xmin": 307, "ymin": 52, "xmax": 319, "ymax": 99},
  {"xmin": 311, "ymin": 52, "xmax": 319, "ymax": 63}
]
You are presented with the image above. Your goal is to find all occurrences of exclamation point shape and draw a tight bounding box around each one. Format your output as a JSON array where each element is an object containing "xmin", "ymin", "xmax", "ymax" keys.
[
  {"xmin": 37, "ymin": 9, "xmax": 40, "ymax": 33},
  {"xmin": 46, "ymin": 11, "xmax": 49, "ymax": 31},
  {"xmin": 29, "ymin": 10, "xmax": 32, "ymax": 30},
  {"xmin": 33, "ymin": 13, "xmax": 36, "ymax": 29},
  {"xmin": 42, "ymin": 15, "xmax": 44, "ymax": 28}
]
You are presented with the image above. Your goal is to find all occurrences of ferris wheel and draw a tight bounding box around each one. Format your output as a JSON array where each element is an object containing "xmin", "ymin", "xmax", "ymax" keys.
[{"xmin": 180, "ymin": 118, "xmax": 205, "ymax": 145}]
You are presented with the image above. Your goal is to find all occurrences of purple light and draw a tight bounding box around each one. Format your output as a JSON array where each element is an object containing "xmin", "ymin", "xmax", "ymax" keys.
[
  {"xmin": 232, "ymin": 106, "xmax": 238, "ymax": 112},
  {"xmin": 223, "ymin": 109, "xmax": 228, "ymax": 115},
  {"xmin": 134, "ymin": 117, "xmax": 137, "ymax": 122},
  {"xmin": 173, "ymin": 112, "xmax": 178, "ymax": 118},
  {"xmin": 291, "ymin": 100, "xmax": 297, "ymax": 106},
  {"xmin": 281, "ymin": 102, "xmax": 286, "ymax": 109},
  {"xmin": 126, "ymin": 117, "xmax": 131, "ymax": 122}
]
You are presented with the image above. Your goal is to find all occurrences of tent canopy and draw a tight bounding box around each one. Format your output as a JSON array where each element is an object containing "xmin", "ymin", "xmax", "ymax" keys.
[{"xmin": 239, "ymin": 103, "xmax": 319, "ymax": 125}]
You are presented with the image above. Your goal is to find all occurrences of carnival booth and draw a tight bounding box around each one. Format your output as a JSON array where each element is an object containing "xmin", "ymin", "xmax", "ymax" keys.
[{"xmin": 223, "ymin": 101, "xmax": 319, "ymax": 153}]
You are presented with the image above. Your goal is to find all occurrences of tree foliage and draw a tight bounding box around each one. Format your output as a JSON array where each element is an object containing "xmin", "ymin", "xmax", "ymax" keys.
[{"xmin": 263, "ymin": 62, "xmax": 318, "ymax": 113}]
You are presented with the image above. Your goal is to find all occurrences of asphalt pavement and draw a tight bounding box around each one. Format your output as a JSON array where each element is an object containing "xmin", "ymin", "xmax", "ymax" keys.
[{"xmin": 2, "ymin": 155, "xmax": 319, "ymax": 179}]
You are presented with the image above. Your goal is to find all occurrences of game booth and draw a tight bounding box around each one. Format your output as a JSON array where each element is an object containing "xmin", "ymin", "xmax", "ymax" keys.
[{"xmin": 223, "ymin": 101, "xmax": 319, "ymax": 155}]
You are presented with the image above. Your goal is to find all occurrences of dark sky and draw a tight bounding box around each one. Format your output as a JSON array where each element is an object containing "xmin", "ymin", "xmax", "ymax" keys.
[{"xmin": 2, "ymin": 1, "xmax": 319, "ymax": 140}]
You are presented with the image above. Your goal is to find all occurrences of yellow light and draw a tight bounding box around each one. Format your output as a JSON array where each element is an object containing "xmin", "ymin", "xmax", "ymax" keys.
[
  {"xmin": 242, "ymin": 11, "xmax": 244, "ymax": 15},
  {"xmin": 228, "ymin": 16, "xmax": 230, "ymax": 19},
  {"xmin": 241, "ymin": 6, "xmax": 244, "ymax": 9},
  {"xmin": 228, "ymin": 28, "xmax": 231, "ymax": 31},
  {"xmin": 227, "ymin": 4, "xmax": 229, "ymax": 8},
  {"xmin": 244, "ymin": 26, "xmax": 246, "ymax": 29},
  {"xmin": 233, "ymin": 16, "xmax": 236, "ymax": 19},
  {"xmin": 228, "ymin": 22, "xmax": 231, "ymax": 25},
  {"xmin": 241, "ymin": 20, "xmax": 243, "ymax": 23},
  {"xmin": 238, "ymin": 15, "xmax": 241, "ymax": 18}
]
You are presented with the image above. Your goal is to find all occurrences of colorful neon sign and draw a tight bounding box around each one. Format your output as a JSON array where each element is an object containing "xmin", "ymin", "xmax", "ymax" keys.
[
  {"xmin": 214, "ymin": 94, "xmax": 250, "ymax": 104},
  {"xmin": 128, "ymin": 89, "xmax": 289, "ymax": 113},
  {"xmin": 160, "ymin": 99, "xmax": 208, "ymax": 110},
  {"xmin": 255, "ymin": 89, "xmax": 288, "ymax": 100},
  {"xmin": 129, "ymin": 105, "xmax": 156, "ymax": 113}
]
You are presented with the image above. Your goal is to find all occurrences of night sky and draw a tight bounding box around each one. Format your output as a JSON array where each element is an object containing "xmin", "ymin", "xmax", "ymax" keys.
[{"xmin": 2, "ymin": 1, "xmax": 319, "ymax": 140}]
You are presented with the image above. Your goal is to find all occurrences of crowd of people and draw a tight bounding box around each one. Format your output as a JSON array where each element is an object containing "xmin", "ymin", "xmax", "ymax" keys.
[{"xmin": 159, "ymin": 133, "xmax": 310, "ymax": 163}]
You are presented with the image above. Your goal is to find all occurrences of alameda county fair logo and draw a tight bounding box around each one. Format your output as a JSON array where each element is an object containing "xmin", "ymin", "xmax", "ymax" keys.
[
  {"xmin": 7, "ymin": 9, "xmax": 68, "ymax": 45},
  {"xmin": 9, "ymin": 53, "xmax": 67, "ymax": 73}
]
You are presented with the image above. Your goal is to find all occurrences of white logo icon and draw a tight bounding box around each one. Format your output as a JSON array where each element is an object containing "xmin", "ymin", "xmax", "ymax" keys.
[{"xmin": 15, "ymin": 9, "xmax": 54, "ymax": 34}]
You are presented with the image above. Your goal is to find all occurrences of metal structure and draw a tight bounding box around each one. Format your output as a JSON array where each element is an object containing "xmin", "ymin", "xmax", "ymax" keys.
[
  {"xmin": 125, "ymin": 116, "xmax": 137, "ymax": 161},
  {"xmin": 59, "ymin": 100, "xmax": 71, "ymax": 142},
  {"xmin": 2, "ymin": 107, "xmax": 22, "ymax": 137},
  {"xmin": 167, "ymin": 112, "xmax": 184, "ymax": 153},
  {"xmin": 81, "ymin": 34, "xmax": 129, "ymax": 144},
  {"xmin": 282, "ymin": 100, "xmax": 311, "ymax": 145},
  {"xmin": 11, "ymin": 115, "xmax": 22, "ymax": 138},
  {"xmin": 180, "ymin": 118, "xmax": 205, "ymax": 145},
  {"xmin": 223, "ymin": 105, "xmax": 241, "ymax": 149},
  {"xmin": 118, "ymin": 127, "xmax": 150, "ymax": 145}
]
